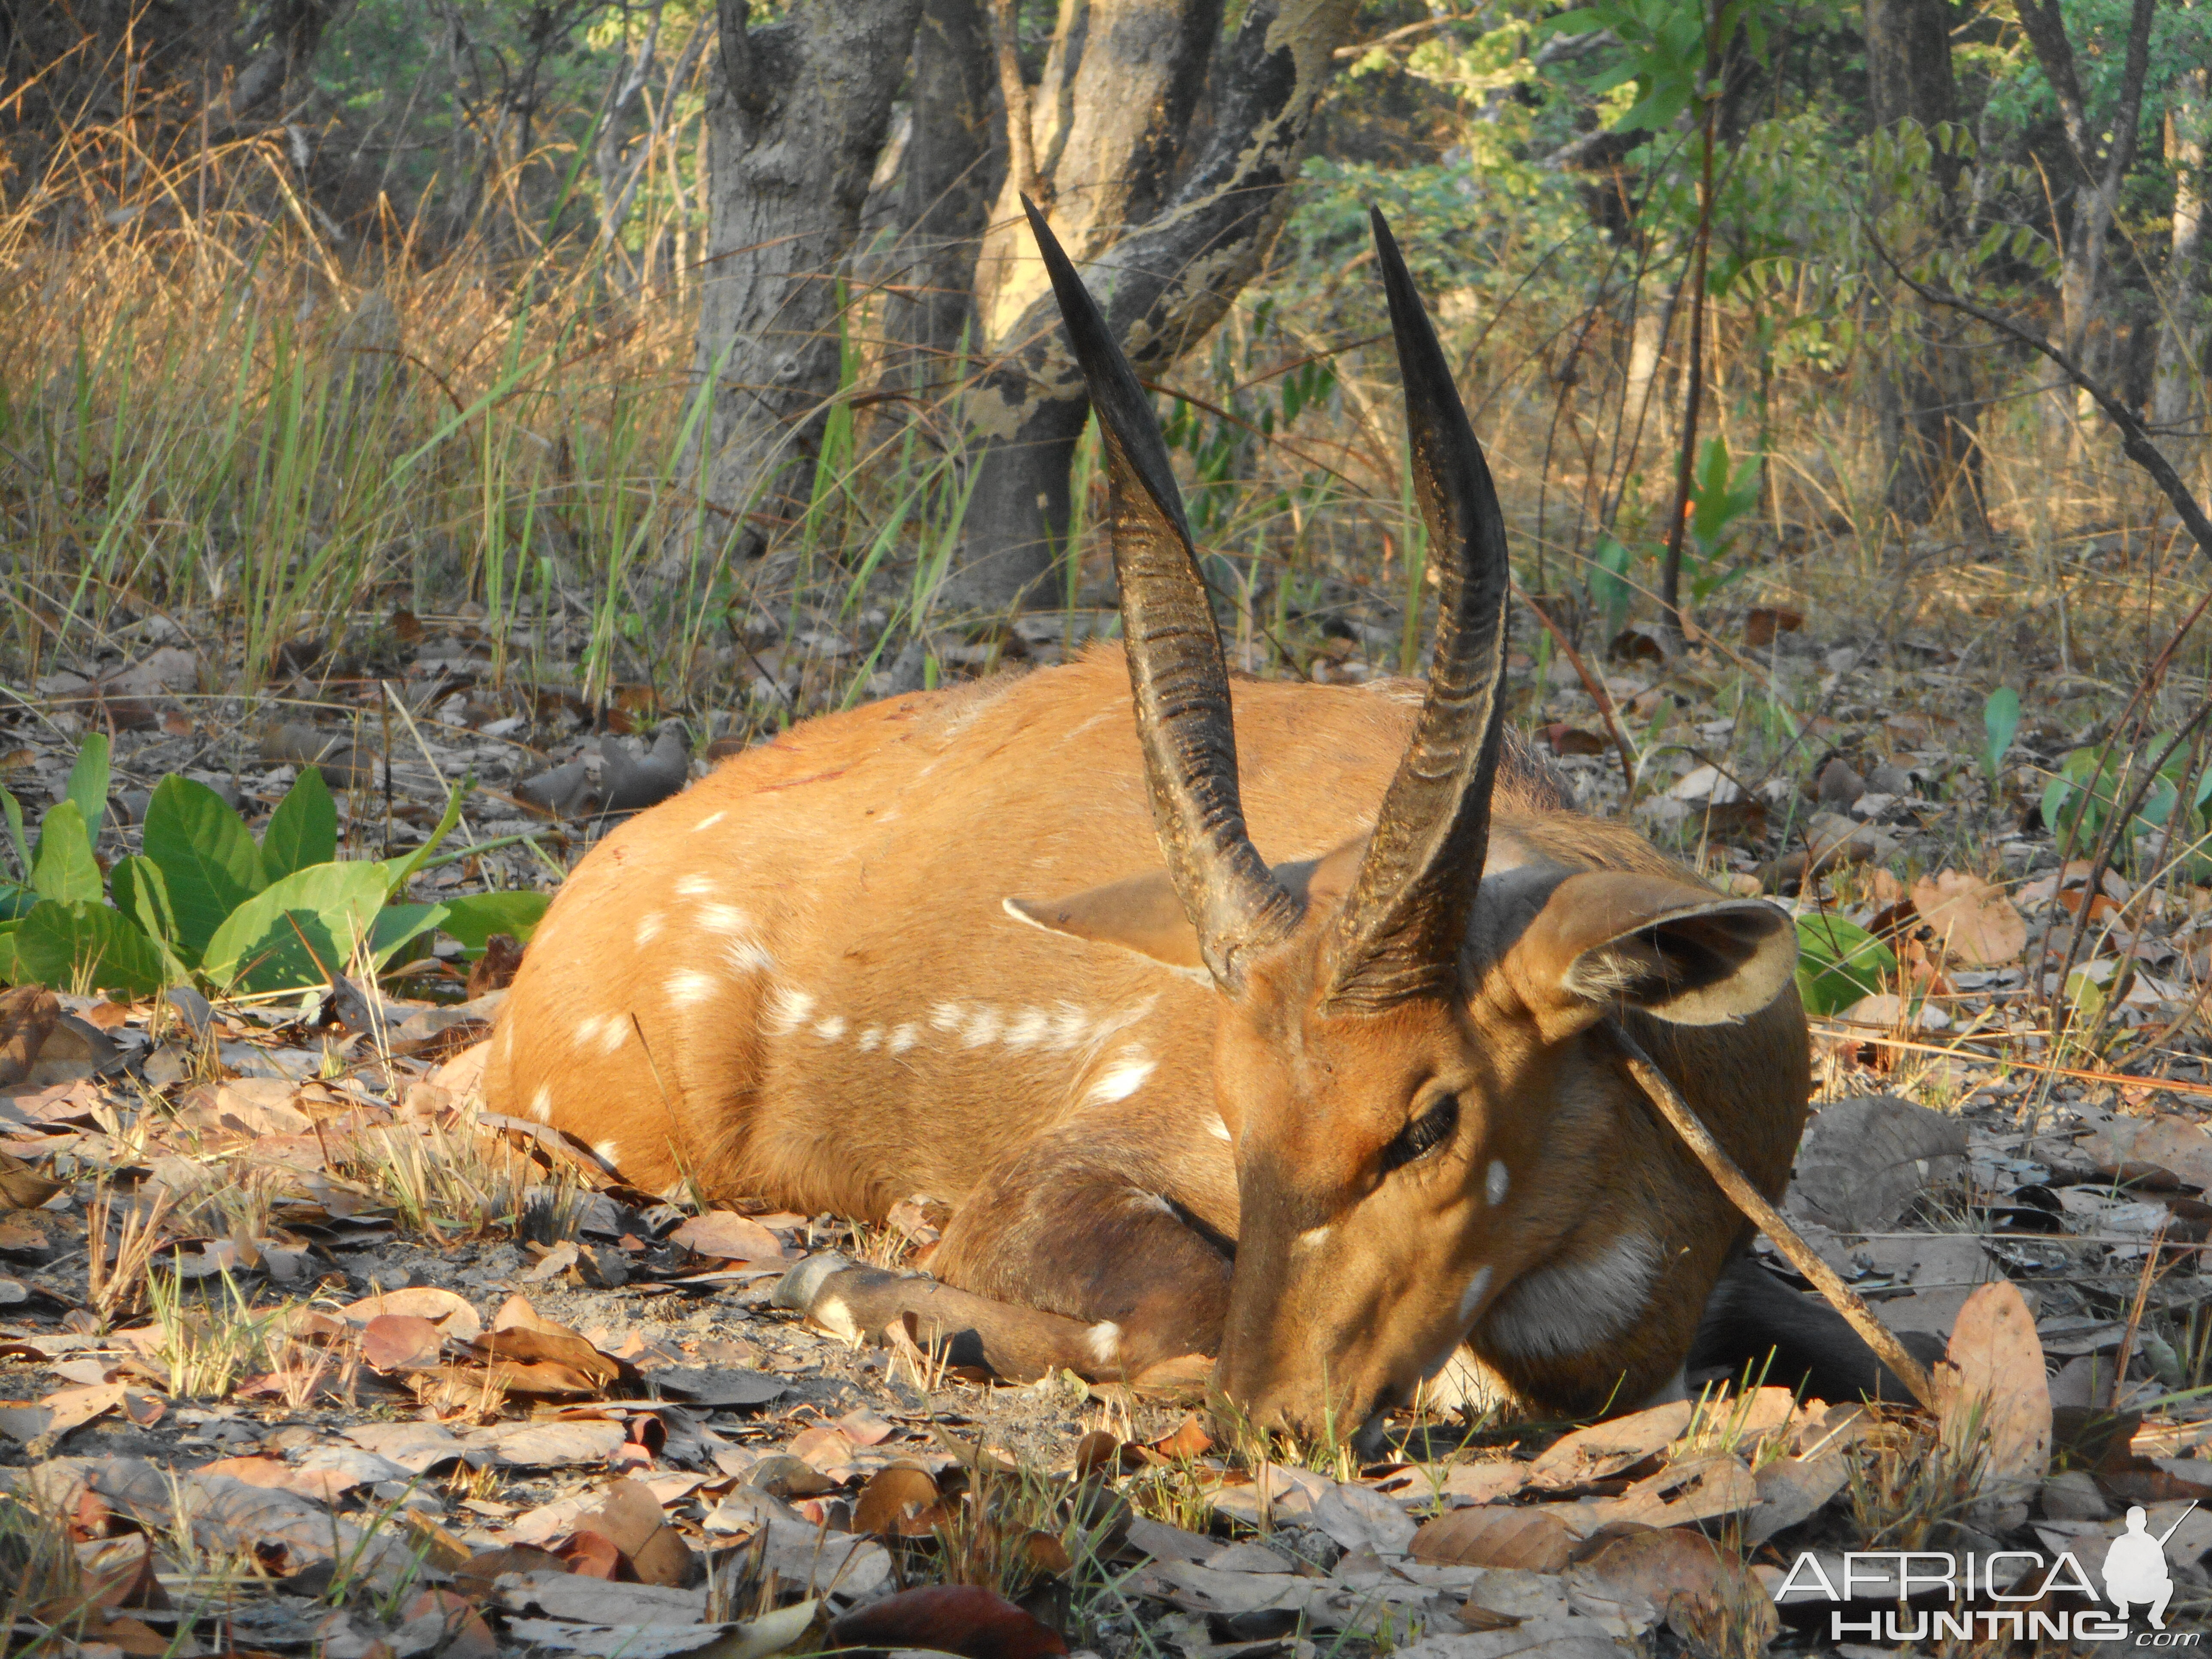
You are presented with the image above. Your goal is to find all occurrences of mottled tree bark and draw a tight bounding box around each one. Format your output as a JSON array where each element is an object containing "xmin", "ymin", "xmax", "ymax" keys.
[
  {"xmin": 2154, "ymin": 57, "xmax": 2208, "ymax": 437},
  {"xmin": 696, "ymin": 0, "xmax": 923, "ymax": 555},
  {"xmin": 887, "ymin": 0, "xmax": 1001, "ymax": 380},
  {"xmin": 947, "ymin": 0, "xmax": 1359, "ymax": 611},
  {"xmin": 1864, "ymin": 0, "xmax": 1982, "ymax": 527}
]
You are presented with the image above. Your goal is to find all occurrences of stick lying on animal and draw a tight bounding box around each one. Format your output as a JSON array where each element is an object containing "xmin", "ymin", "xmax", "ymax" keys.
[{"xmin": 484, "ymin": 204, "xmax": 1922, "ymax": 1436}]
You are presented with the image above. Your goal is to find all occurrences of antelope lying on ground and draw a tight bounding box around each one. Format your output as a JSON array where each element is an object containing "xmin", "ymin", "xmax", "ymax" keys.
[{"xmin": 486, "ymin": 208, "xmax": 1889, "ymax": 1435}]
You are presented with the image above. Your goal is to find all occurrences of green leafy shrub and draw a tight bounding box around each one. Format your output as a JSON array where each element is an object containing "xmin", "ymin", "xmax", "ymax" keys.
[
  {"xmin": 0, "ymin": 744, "xmax": 549, "ymax": 996},
  {"xmin": 2040, "ymin": 737, "xmax": 2212, "ymax": 879},
  {"xmin": 1794, "ymin": 912, "xmax": 1895, "ymax": 1016}
]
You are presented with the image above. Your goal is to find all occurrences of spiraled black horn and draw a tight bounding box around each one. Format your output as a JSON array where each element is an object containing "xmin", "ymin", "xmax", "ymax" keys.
[
  {"xmin": 1322, "ymin": 210, "xmax": 1513, "ymax": 1013},
  {"xmin": 1024, "ymin": 196, "xmax": 1302, "ymax": 991}
]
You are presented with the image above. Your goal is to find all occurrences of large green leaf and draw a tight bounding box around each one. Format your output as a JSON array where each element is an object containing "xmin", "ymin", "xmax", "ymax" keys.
[
  {"xmin": 437, "ymin": 890, "xmax": 550, "ymax": 954},
  {"xmin": 1794, "ymin": 912, "xmax": 1896, "ymax": 1017},
  {"xmin": 0, "ymin": 921, "xmax": 21, "ymax": 985},
  {"xmin": 200, "ymin": 860, "xmax": 440, "ymax": 993},
  {"xmin": 65, "ymin": 734, "xmax": 111, "ymax": 843},
  {"xmin": 0, "ymin": 788, "xmax": 26, "ymax": 879},
  {"xmin": 30, "ymin": 801, "xmax": 103, "ymax": 906},
  {"xmin": 142, "ymin": 776, "xmax": 267, "ymax": 961},
  {"xmin": 381, "ymin": 780, "xmax": 471, "ymax": 893},
  {"xmin": 372, "ymin": 902, "xmax": 451, "ymax": 972},
  {"xmin": 261, "ymin": 766, "xmax": 337, "ymax": 881},
  {"xmin": 109, "ymin": 855, "xmax": 190, "ymax": 985},
  {"xmin": 11, "ymin": 900, "xmax": 166, "ymax": 996}
]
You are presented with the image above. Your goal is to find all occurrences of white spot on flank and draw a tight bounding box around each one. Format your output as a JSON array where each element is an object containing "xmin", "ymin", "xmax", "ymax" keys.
[
  {"xmin": 599, "ymin": 1018, "xmax": 629, "ymax": 1055},
  {"xmin": 1295, "ymin": 1224, "xmax": 1332, "ymax": 1249},
  {"xmin": 1486, "ymin": 1160, "xmax": 1510, "ymax": 1206},
  {"xmin": 1480, "ymin": 1235, "xmax": 1660, "ymax": 1361},
  {"xmin": 530, "ymin": 1085, "xmax": 552, "ymax": 1124},
  {"xmin": 1457, "ymin": 1265, "xmax": 1494, "ymax": 1328},
  {"xmin": 636, "ymin": 912, "xmax": 664, "ymax": 947},
  {"xmin": 887, "ymin": 1023, "xmax": 920, "ymax": 1054},
  {"xmin": 928, "ymin": 1001, "xmax": 965, "ymax": 1033},
  {"xmin": 813, "ymin": 1015, "xmax": 848, "ymax": 1042},
  {"xmin": 666, "ymin": 970, "xmax": 718, "ymax": 1007},
  {"xmin": 593, "ymin": 1139, "xmax": 621, "ymax": 1165},
  {"xmin": 1048, "ymin": 1004, "xmax": 1089, "ymax": 1051},
  {"xmin": 675, "ymin": 874, "xmax": 715, "ymax": 898},
  {"xmin": 1006, "ymin": 1008, "xmax": 1048, "ymax": 1050},
  {"xmin": 764, "ymin": 984, "xmax": 817, "ymax": 1036},
  {"xmin": 1207, "ymin": 1114, "xmax": 1232, "ymax": 1142},
  {"xmin": 694, "ymin": 811, "xmax": 726, "ymax": 830},
  {"xmin": 722, "ymin": 936, "xmax": 775, "ymax": 974},
  {"xmin": 696, "ymin": 902, "xmax": 754, "ymax": 936},
  {"xmin": 857, "ymin": 1025, "xmax": 882, "ymax": 1052},
  {"xmin": 574, "ymin": 1014, "xmax": 607, "ymax": 1050},
  {"xmin": 960, "ymin": 1006, "xmax": 1002, "ymax": 1048},
  {"xmin": 1083, "ymin": 1048, "xmax": 1155, "ymax": 1106},
  {"xmin": 1085, "ymin": 1322, "xmax": 1124, "ymax": 1366}
]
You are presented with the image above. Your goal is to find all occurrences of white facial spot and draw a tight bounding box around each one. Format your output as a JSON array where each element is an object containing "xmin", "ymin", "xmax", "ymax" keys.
[
  {"xmin": 530, "ymin": 1085, "xmax": 552, "ymax": 1124},
  {"xmin": 1480, "ymin": 1235, "xmax": 1660, "ymax": 1361},
  {"xmin": 1208, "ymin": 1114, "xmax": 1232, "ymax": 1142},
  {"xmin": 1085, "ymin": 1321, "xmax": 1123, "ymax": 1367},
  {"xmin": 1295, "ymin": 1224, "xmax": 1332, "ymax": 1249},
  {"xmin": 1457, "ymin": 1265, "xmax": 1494, "ymax": 1328},
  {"xmin": 1048, "ymin": 1004, "xmax": 1088, "ymax": 1051},
  {"xmin": 960, "ymin": 1006, "xmax": 1002, "ymax": 1048},
  {"xmin": 1486, "ymin": 1160, "xmax": 1510, "ymax": 1206},
  {"xmin": 1005, "ymin": 1007, "xmax": 1047, "ymax": 1050},
  {"xmin": 694, "ymin": 811, "xmax": 726, "ymax": 830},
  {"xmin": 857, "ymin": 1025, "xmax": 882, "ymax": 1052},
  {"xmin": 764, "ymin": 984, "xmax": 817, "ymax": 1036},
  {"xmin": 636, "ymin": 912, "xmax": 664, "ymax": 947},
  {"xmin": 813, "ymin": 1015, "xmax": 848, "ymax": 1042},
  {"xmin": 593, "ymin": 1139, "xmax": 621, "ymax": 1165},
  {"xmin": 666, "ymin": 970, "xmax": 717, "ymax": 1007},
  {"xmin": 928, "ymin": 1001, "xmax": 965, "ymax": 1033},
  {"xmin": 675, "ymin": 874, "xmax": 714, "ymax": 897},
  {"xmin": 1083, "ymin": 1048, "xmax": 1155, "ymax": 1106},
  {"xmin": 887, "ymin": 1023, "xmax": 920, "ymax": 1054}
]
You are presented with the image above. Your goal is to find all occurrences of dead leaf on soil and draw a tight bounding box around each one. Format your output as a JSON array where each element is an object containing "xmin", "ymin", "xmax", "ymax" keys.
[
  {"xmin": 668, "ymin": 1211, "xmax": 787, "ymax": 1263},
  {"xmin": 828, "ymin": 1584, "xmax": 1068, "ymax": 1659},
  {"xmin": 1571, "ymin": 1528, "xmax": 1779, "ymax": 1649},
  {"xmin": 343, "ymin": 1286, "xmax": 484, "ymax": 1342},
  {"xmin": 1786, "ymin": 1094, "xmax": 1970, "ymax": 1231},
  {"xmin": 1939, "ymin": 1279, "xmax": 2051, "ymax": 1509},
  {"xmin": 1410, "ymin": 1506, "xmax": 1576, "ymax": 1573},
  {"xmin": 1911, "ymin": 870, "xmax": 2027, "ymax": 966},
  {"xmin": 0, "ymin": 987, "xmax": 59, "ymax": 1088},
  {"xmin": 1527, "ymin": 1400, "xmax": 1692, "ymax": 1489},
  {"xmin": 361, "ymin": 1313, "xmax": 446, "ymax": 1372}
]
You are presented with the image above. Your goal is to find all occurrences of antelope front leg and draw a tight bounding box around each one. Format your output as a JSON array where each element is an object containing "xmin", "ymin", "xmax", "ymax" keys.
[{"xmin": 779, "ymin": 1130, "xmax": 1235, "ymax": 1382}]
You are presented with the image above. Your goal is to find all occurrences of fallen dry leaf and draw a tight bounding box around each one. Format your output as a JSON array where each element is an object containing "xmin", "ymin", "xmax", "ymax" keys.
[
  {"xmin": 1911, "ymin": 869, "xmax": 2027, "ymax": 965},
  {"xmin": 1571, "ymin": 1528, "xmax": 1779, "ymax": 1649},
  {"xmin": 343, "ymin": 1286, "xmax": 484, "ymax": 1342},
  {"xmin": 1526, "ymin": 1400, "xmax": 1691, "ymax": 1489},
  {"xmin": 1410, "ymin": 1506, "xmax": 1576, "ymax": 1573},
  {"xmin": 1939, "ymin": 1279, "xmax": 2051, "ymax": 1512},
  {"xmin": 1786, "ymin": 1094, "xmax": 1969, "ymax": 1231},
  {"xmin": 0, "ymin": 986, "xmax": 59, "ymax": 1088},
  {"xmin": 571, "ymin": 1477, "xmax": 692, "ymax": 1588},
  {"xmin": 360, "ymin": 1312, "xmax": 445, "ymax": 1372},
  {"xmin": 828, "ymin": 1584, "xmax": 1068, "ymax": 1659},
  {"xmin": 669, "ymin": 1211, "xmax": 787, "ymax": 1262}
]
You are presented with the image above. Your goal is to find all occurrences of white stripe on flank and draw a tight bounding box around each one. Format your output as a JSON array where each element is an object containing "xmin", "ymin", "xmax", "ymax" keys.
[
  {"xmin": 960, "ymin": 1006, "xmax": 1002, "ymax": 1048},
  {"xmin": 1048, "ymin": 1004, "xmax": 1088, "ymax": 1051},
  {"xmin": 1005, "ymin": 1007, "xmax": 1048, "ymax": 1050},
  {"xmin": 857, "ymin": 1025, "xmax": 883, "ymax": 1052},
  {"xmin": 694, "ymin": 811, "xmax": 726, "ymax": 830},
  {"xmin": 887, "ymin": 1023, "xmax": 920, "ymax": 1054}
]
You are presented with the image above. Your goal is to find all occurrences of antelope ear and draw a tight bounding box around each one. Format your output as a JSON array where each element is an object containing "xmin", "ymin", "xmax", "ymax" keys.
[
  {"xmin": 1004, "ymin": 873, "xmax": 1206, "ymax": 971},
  {"xmin": 1510, "ymin": 870, "xmax": 1798, "ymax": 1030},
  {"xmin": 1007, "ymin": 857, "xmax": 1328, "ymax": 977}
]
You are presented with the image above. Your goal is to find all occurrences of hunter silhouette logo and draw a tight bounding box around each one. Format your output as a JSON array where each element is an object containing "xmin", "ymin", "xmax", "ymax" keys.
[{"xmin": 2105, "ymin": 1502, "xmax": 2196, "ymax": 1631}]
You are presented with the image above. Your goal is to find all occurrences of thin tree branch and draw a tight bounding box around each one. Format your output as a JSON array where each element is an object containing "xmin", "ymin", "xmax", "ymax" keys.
[{"xmin": 1866, "ymin": 227, "xmax": 2212, "ymax": 559}]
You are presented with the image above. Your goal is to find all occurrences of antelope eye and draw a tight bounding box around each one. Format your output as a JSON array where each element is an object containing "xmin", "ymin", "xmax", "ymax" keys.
[{"xmin": 1381, "ymin": 1094, "xmax": 1458, "ymax": 1173}]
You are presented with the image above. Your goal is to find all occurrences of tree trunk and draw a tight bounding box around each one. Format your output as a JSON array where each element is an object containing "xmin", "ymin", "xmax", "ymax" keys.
[
  {"xmin": 1864, "ymin": 0, "xmax": 1982, "ymax": 528},
  {"xmin": 887, "ymin": 0, "xmax": 1001, "ymax": 379},
  {"xmin": 946, "ymin": 0, "xmax": 1359, "ymax": 611},
  {"xmin": 2154, "ymin": 59, "xmax": 2209, "ymax": 436},
  {"xmin": 695, "ymin": 0, "xmax": 923, "ymax": 557},
  {"xmin": 2011, "ymin": 0, "xmax": 2156, "ymax": 374}
]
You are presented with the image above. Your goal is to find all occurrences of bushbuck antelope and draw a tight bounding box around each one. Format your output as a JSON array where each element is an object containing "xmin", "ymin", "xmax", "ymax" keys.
[{"xmin": 486, "ymin": 207, "xmax": 1875, "ymax": 1435}]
